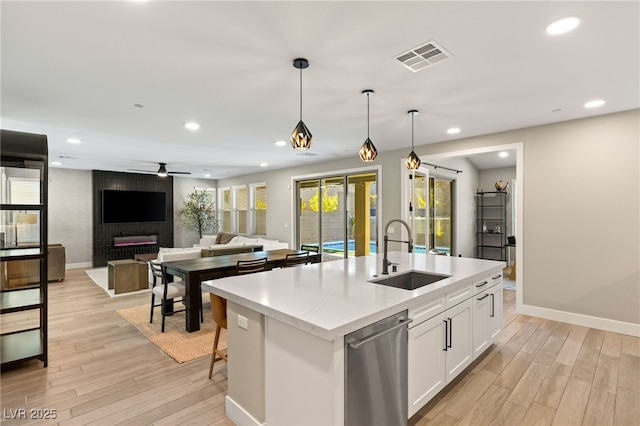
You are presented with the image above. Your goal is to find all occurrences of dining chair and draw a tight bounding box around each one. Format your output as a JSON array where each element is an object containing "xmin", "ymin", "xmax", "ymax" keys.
[
  {"xmin": 149, "ymin": 261, "xmax": 187, "ymax": 333},
  {"xmin": 208, "ymin": 257, "xmax": 268, "ymax": 379},
  {"xmin": 285, "ymin": 251, "xmax": 310, "ymax": 267},
  {"xmin": 300, "ymin": 244, "xmax": 319, "ymax": 253}
]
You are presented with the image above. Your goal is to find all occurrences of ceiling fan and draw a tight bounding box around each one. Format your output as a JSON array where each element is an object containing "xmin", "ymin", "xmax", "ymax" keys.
[{"xmin": 128, "ymin": 163, "xmax": 191, "ymax": 177}]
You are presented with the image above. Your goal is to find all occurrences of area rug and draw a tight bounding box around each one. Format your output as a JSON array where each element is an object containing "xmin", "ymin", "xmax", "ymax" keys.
[
  {"xmin": 116, "ymin": 303, "xmax": 226, "ymax": 364},
  {"xmin": 85, "ymin": 267, "xmax": 150, "ymax": 298}
]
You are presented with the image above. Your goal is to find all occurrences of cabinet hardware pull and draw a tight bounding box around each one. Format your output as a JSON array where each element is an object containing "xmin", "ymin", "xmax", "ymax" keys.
[
  {"xmin": 477, "ymin": 294, "xmax": 489, "ymax": 301},
  {"xmin": 443, "ymin": 320, "xmax": 448, "ymax": 351},
  {"xmin": 490, "ymin": 293, "xmax": 495, "ymax": 317},
  {"xmin": 475, "ymin": 281, "xmax": 488, "ymax": 288},
  {"xmin": 492, "ymin": 274, "xmax": 502, "ymax": 280},
  {"xmin": 447, "ymin": 318, "xmax": 452, "ymax": 348},
  {"xmin": 348, "ymin": 318, "xmax": 412, "ymax": 349}
]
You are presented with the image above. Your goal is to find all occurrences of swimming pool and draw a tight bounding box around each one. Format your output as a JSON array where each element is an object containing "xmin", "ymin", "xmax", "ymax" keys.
[{"xmin": 311, "ymin": 241, "xmax": 428, "ymax": 254}]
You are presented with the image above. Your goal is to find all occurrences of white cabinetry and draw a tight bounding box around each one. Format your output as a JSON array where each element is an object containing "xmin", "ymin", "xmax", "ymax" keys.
[
  {"xmin": 408, "ymin": 312, "xmax": 446, "ymax": 417},
  {"xmin": 472, "ymin": 273, "xmax": 503, "ymax": 360},
  {"xmin": 444, "ymin": 298, "xmax": 473, "ymax": 382},
  {"xmin": 408, "ymin": 287, "xmax": 474, "ymax": 417}
]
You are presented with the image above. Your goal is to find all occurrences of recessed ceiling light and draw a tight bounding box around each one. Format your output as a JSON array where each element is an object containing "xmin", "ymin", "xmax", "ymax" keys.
[
  {"xmin": 66, "ymin": 138, "xmax": 82, "ymax": 144},
  {"xmin": 584, "ymin": 99, "xmax": 605, "ymax": 108},
  {"xmin": 260, "ymin": 163, "xmax": 268, "ymax": 167},
  {"xmin": 499, "ymin": 151, "xmax": 509, "ymax": 158},
  {"xmin": 546, "ymin": 17, "xmax": 580, "ymax": 35},
  {"xmin": 184, "ymin": 122, "xmax": 200, "ymax": 131},
  {"xmin": 51, "ymin": 161, "xmax": 62, "ymax": 166},
  {"xmin": 274, "ymin": 140, "xmax": 286, "ymax": 147},
  {"xmin": 204, "ymin": 174, "xmax": 211, "ymax": 178},
  {"xmin": 447, "ymin": 127, "xmax": 461, "ymax": 134}
]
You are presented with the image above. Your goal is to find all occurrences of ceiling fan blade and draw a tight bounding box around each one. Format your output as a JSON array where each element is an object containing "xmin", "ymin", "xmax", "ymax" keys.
[
  {"xmin": 128, "ymin": 169, "xmax": 156, "ymax": 173},
  {"xmin": 168, "ymin": 171, "xmax": 191, "ymax": 175}
]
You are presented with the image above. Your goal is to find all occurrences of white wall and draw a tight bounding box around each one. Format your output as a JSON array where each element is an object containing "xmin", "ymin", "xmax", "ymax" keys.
[{"xmin": 48, "ymin": 168, "xmax": 92, "ymax": 268}]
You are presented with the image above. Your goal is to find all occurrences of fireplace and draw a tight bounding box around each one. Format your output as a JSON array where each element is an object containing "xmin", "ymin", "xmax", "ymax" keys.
[{"xmin": 113, "ymin": 235, "xmax": 158, "ymax": 248}]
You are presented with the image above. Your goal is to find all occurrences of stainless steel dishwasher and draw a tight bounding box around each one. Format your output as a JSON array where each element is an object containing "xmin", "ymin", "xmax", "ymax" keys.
[{"xmin": 345, "ymin": 310, "xmax": 411, "ymax": 426}]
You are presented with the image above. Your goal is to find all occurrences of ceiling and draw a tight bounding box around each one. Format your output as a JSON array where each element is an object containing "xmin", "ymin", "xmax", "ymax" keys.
[{"xmin": 2, "ymin": 1, "xmax": 638, "ymax": 178}]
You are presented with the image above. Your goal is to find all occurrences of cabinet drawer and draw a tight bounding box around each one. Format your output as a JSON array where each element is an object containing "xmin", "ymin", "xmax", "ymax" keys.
[
  {"xmin": 490, "ymin": 272, "xmax": 503, "ymax": 287},
  {"xmin": 472, "ymin": 276, "xmax": 490, "ymax": 295},
  {"xmin": 408, "ymin": 296, "xmax": 446, "ymax": 327},
  {"xmin": 446, "ymin": 282, "xmax": 473, "ymax": 309}
]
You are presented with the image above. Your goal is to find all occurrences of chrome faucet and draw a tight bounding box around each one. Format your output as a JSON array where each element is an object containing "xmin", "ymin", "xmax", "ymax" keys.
[{"xmin": 382, "ymin": 219, "xmax": 413, "ymax": 275}]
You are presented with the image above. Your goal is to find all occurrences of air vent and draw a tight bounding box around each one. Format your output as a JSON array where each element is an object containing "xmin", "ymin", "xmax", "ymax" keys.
[
  {"xmin": 58, "ymin": 155, "xmax": 75, "ymax": 159},
  {"xmin": 395, "ymin": 41, "xmax": 451, "ymax": 72}
]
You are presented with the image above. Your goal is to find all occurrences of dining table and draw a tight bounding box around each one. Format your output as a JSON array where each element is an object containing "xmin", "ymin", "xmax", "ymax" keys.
[{"xmin": 162, "ymin": 249, "xmax": 321, "ymax": 332}]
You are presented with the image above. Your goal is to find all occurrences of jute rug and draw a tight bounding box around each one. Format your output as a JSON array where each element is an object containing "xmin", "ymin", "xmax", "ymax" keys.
[{"xmin": 116, "ymin": 303, "xmax": 226, "ymax": 364}]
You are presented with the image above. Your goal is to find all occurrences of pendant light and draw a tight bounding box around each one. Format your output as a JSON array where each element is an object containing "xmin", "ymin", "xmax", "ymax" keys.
[
  {"xmin": 359, "ymin": 89, "xmax": 378, "ymax": 162},
  {"xmin": 290, "ymin": 58, "xmax": 312, "ymax": 150},
  {"xmin": 405, "ymin": 110, "xmax": 421, "ymax": 170}
]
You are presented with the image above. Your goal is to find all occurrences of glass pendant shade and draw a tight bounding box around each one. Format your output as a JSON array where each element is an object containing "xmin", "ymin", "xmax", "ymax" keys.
[
  {"xmin": 359, "ymin": 138, "xmax": 377, "ymax": 162},
  {"xmin": 291, "ymin": 120, "xmax": 313, "ymax": 150},
  {"xmin": 359, "ymin": 89, "xmax": 377, "ymax": 162},
  {"xmin": 405, "ymin": 109, "xmax": 421, "ymax": 170},
  {"xmin": 405, "ymin": 150, "xmax": 421, "ymax": 170},
  {"xmin": 291, "ymin": 58, "xmax": 312, "ymax": 151}
]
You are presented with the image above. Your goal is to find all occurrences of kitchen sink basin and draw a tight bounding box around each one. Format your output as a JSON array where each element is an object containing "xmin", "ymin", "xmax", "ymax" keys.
[{"xmin": 370, "ymin": 270, "xmax": 450, "ymax": 290}]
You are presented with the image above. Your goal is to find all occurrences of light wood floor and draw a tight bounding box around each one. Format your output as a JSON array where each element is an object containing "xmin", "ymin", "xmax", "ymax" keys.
[{"xmin": 1, "ymin": 269, "xmax": 638, "ymax": 425}]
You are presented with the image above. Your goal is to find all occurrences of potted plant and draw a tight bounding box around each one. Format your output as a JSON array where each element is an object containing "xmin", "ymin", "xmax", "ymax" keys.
[{"xmin": 179, "ymin": 189, "xmax": 218, "ymax": 239}]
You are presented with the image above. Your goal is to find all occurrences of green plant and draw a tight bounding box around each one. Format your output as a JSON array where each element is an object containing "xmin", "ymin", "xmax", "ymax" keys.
[{"xmin": 179, "ymin": 189, "xmax": 218, "ymax": 239}]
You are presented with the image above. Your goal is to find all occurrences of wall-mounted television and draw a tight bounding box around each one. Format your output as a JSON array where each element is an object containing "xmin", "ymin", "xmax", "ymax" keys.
[{"xmin": 102, "ymin": 190, "xmax": 167, "ymax": 223}]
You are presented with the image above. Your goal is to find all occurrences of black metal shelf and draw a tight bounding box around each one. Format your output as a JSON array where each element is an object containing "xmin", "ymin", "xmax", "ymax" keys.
[
  {"xmin": 1, "ymin": 129, "xmax": 48, "ymax": 369},
  {"xmin": 476, "ymin": 190, "xmax": 507, "ymax": 262},
  {"xmin": 0, "ymin": 329, "xmax": 45, "ymax": 365}
]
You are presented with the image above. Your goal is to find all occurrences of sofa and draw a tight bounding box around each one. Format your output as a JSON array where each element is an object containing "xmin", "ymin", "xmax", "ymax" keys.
[{"xmin": 198, "ymin": 233, "xmax": 288, "ymax": 252}]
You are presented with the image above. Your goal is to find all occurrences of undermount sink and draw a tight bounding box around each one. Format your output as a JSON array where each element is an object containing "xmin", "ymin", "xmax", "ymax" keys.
[{"xmin": 370, "ymin": 270, "xmax": 450, "ymax": 290}]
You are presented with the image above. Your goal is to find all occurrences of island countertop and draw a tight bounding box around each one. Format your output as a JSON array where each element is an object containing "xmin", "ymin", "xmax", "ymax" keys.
[{"xmin": 202, "ymin": 252, "xmax": 504, "ymax": 341}]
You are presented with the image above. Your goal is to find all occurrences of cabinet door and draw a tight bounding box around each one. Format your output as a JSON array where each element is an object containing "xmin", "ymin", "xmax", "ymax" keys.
[
  {"xmin": 488, "ymin": 285, "xmax": 503, "ymax": 341},
  {"xmin": 445, "ymin": 299, "xmax": 473, "ymax": 383},
  {"xmin": 472, "ymin": 292, "xmax": 490, "ymax": 359},
  {"xmin": 408, "ymin": 312, "xmax": 446, "ymax": 418}
]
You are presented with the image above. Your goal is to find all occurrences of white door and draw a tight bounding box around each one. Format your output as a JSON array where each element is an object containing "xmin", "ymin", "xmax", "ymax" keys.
[
  {"xmin": 408, "ymin": 312, "xmax": 447, "ymax": 417},
  {"xmin": 488, "ymin": 285, "xmax": 503, "ymax": 341},
  {"xmin": 472, "ymin": 292, "xmax": 490, "ymax": 359},
  {"xmin": 445, "ymin": 298, "xmax": 473, "ymax": 383}
]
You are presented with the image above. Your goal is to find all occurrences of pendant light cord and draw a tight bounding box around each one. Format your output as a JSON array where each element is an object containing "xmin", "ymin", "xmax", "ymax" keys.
[
  {"xmin": 299, "ymin": 67, "xmax": 303, "ymax": 121},
  {"xmin": 366, "ymin": 92, "xmax": 370, "ymax": 138},
  {"xmin": 411, "ymin": 112, "xmax": 415, "ymax": 150}
]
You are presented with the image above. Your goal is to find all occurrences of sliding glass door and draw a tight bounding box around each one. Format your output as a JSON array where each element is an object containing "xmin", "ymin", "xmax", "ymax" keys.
[
  {"xmin": 408, "ymin": 169, "xmax": 455, "ymax": 255},
  {"xmin": 297, "ymin": 171, "xmax": 377, "ymax": 258}
]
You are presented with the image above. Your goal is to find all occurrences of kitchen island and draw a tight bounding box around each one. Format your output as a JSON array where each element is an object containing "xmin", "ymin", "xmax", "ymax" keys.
[{"xmin": 202, "ymin": 252, "xmax": 504, "ymax": 425}]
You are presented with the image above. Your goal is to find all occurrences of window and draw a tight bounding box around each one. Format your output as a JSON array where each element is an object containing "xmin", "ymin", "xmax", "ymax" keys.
[
  {"xmin": 220, "ymin": 188, "xmax": 232, "ymax": 233},
  {"xmin": 219, "ymin": 183, "xmax": 267, "ymax": 235},
  {"xmin": 235, "ymin": 186, "xmax": 248, "ymax": 234},
  {"xmin": 253, "ymin": 184, "xmax": 267, "ymax": 236}
]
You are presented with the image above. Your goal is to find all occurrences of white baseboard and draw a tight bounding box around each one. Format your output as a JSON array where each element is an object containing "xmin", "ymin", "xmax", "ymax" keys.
[
  {"xmin": 225, "ymin": 396, "xmax": 264, "ymax": 426},
  {"xmin": 520, "ymin": 304, "xmax": 640, "ymax": 337},
  {"xmin": 66, "ymin": 262, "xmax": 93, "ymax": 270}
]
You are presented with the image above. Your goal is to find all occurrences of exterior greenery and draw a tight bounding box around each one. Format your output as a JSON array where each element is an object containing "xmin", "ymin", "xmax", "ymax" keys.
[{"xmin": 179, "ymin": 189, "xmax": 218, "ymax": 239}]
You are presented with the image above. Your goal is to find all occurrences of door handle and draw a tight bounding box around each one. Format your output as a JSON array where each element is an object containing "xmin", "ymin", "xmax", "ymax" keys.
[
  {"xmin": 443, "ymin": 319, "xmax": 448, "ymax": 351},
  {"xmin": 477, "ymin": 294, "xmax": 489, "ymax": 301},
  {"xmin": 475, "ymin": 281, "xmax": 488, "ymax": 288},
  {"xmin": 447, "ymin": 318, "xmax": 452, "ymax": 348},
  {"xmin": 348, "ymin": 318, "xmax": 412, "ymax": 349},
  {"xmin": 490, "ymin": 293, "xmax": 495, "ymax": 317}
]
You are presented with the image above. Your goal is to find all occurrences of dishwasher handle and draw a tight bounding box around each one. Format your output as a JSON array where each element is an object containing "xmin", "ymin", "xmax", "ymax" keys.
[{"xmin": 348, "ymin": 318, "xmax": 413, "ymax": 349}]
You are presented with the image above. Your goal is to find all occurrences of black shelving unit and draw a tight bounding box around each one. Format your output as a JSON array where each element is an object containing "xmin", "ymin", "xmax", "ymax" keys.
[
  {"xmin": 1, "ymin": 129, "xmax": 48, "ymax": 369},
  {"xmin": 476, "ymin": 190, "xmax": 507, "ymax": 262}
]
